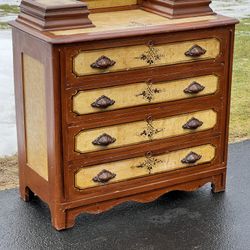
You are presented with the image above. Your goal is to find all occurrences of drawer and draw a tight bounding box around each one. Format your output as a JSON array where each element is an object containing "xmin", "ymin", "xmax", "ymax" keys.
[
  {"xmin": 72, "ymin": 75, "xmax": 218, "ymax": 115},
  {"xmin": 72, "ymin": 38, "xmax": 220, "ymax": 77},
  {"xmin": 74, "ymin": 109, "xmax": 217, "ymax": 154},
  {"xmin": 74, "ymin": 143, "xmax": 216, "ymax": 190}
]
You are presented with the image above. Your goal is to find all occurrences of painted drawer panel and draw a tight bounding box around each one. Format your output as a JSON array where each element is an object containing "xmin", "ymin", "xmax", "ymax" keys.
[
  {"xmin": 73, "ymin": 75, "xmax": 218, "ymax": 115},
  {"xmin": 75, "ymin": 109, "xmax": 217, "ymax": 153},
  {"xmin": 73, "ymin": 38, "xmax": 220, "ymax": 76},
  {"xmin": 75, "ymin": 144, "xmax": 216, "ymax": 190}
]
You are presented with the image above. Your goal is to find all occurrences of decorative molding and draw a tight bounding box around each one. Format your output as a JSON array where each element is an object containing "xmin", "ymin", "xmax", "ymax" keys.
[
  {"xmin": 16, "ymin": 0, "xmax": 94, "ymax": 31},
  {"xmin": 141, "ymin": 0, "xmax": 214, "ymax": 19}
]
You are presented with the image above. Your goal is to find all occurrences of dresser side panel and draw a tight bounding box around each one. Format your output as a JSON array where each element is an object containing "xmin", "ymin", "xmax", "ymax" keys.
[
  {"xmin": 12, "ymin": 27, "xmax": 64, "ymax": 207},
  {"xmin": 23, "ymin": 54, "xmax": 48, "ymax": 180}
]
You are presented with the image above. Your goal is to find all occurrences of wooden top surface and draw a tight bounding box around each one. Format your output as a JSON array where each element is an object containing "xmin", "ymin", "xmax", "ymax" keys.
[
  {"xmin": 52, "ymin": 9, "xmax": 217, "ymax": 36},
  {"xmin": 10, "ymin": 9, "xmax": 238, "ymax": 44}
]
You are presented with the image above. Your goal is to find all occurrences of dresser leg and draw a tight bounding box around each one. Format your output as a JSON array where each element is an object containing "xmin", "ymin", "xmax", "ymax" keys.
[
  {"xmin": 20, "ymin": 186, "xmax": 34, "ymax": 202},
  {"xmin": 50, "ymin": 207, "xmax": 66, "ymax": 231},
  {"xmin": 50, "ymin": 206, "xmax": 76, "ymax": 231},
  {"xmin": 211, "ymin": 172, "xmax": 226, "ymax": 193}
]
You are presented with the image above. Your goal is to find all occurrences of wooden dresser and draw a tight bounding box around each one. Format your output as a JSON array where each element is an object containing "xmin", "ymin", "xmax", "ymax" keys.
[{"xmin": 10, "ymin": 0, "xmax": 238, "ymax": 230}]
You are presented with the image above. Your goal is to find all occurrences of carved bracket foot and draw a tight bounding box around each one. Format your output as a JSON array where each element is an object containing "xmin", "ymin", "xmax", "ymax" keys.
[
  {"xmin": 211, "ymin": 172, "xmax": 226, "ymax": 193},
  {"xmin": 50, "ymin": 206, "xmax": 74, "ymax": 231},
  {"xmin": 20, "ymin": 186, "xmax": 34, "ymax": 202}
]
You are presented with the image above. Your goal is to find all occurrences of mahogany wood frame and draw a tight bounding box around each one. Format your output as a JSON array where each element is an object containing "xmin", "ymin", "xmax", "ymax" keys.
[{"xmin": 11, "ymin": 14, "xmax": 237, "ymax": 230}]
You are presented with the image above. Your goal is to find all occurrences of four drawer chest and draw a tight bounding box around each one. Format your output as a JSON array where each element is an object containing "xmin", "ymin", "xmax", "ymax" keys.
[{"xmin": 10, "ymin": 0, "xmax": 238, "ymax": 230}]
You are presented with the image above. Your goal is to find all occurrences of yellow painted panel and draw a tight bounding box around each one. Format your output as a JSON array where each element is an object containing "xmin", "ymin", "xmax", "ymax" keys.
[
  {"xmin": 75, "ymin": 109, "xmax": 217, "ymax": 153},
  {"xmin": 73, "ymin": 38, "xmax": 220, "ymax": 76},
  {"xmin": 23, "ymin": 54, "xmax": 48, "ymax": 180},
  {"xmin": 73, "ymin": 75, "xmax": 218, "ymax": 115},
  {"xmin": 75, "ymin": 144, "xmax": 216, "ymax": 189},
  {"xmin": 85, "ymin": 0, "xmax": 137, "ymax": 9},
  {"xmin": 51, "ymin": 10, "xmax": 217, "ymax": 36}
]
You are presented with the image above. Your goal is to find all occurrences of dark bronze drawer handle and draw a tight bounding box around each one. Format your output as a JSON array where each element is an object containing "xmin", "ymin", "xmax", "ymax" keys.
[
  {"xmin": 91, "ymin": 56, "xmax": 116, "ymax": 69},
  {"xmin": 185, "ymin": 45, "xmax": 207, "ymax": 57},
  {"xmin": 181, "ymin": 152, "xmax": 202, "ymax": 164},
  {"xmin": 184, "ymin": 81, "xmax": 205, "ymax": 94},
  {"xmin": 91, "ymin": 95, "xmax": 115, "ymax": 109},
  {"xmin": 92, "ymin": 133, "xmax": 116, "ymax": 146},
  {"xmin": 182, "ymin": 117, "xmax": 203, "ymax": 130},
  {"xmin": 93, "ymin": 169, "xmax": 116, "ymax": 183}
]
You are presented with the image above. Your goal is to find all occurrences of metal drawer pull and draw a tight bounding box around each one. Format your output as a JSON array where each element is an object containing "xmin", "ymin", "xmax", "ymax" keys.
[
  {"xmin": 184, "ymin": 81, "xmax": 205, "ymax": 94},
  {"xmin": 91, "ymin": 95, "xmax": 115, "ymax": 109},
  {"xmin": 181, "ymin": 152, "xmax": 202, "ymax": 164},
  {"xmin": 91, "ymin": 55, "xmax": 116, "ymax": 69},
  {"xmin": 185, "ymin": 45, "xmax": 207, "ymax": 57},
  {"xmin": 93, "ymin": 169, "xmax": 116, "ymax": 183},
  {"xmin": 182, "ymin": 117, "xmax": 203, "ymax": 130},
  {"xmin": 92, "ymin": 133, "xmax": 116, "ymax": 146}
]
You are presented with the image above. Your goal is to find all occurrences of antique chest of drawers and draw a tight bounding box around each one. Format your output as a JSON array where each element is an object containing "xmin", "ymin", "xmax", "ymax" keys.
[{"xmin": 10, "ymin": 0, "xmax": 238, "ymax": 230}]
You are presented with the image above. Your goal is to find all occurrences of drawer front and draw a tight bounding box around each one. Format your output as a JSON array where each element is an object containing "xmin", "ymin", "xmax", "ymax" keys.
[
  {"xmin": 73, "ymin": 38, "xmax": 220, "ymax": 76},
  {"xmin": 75, "ymin": 109, "xmax": 217, "ymax": 154},
  {"xmin": 73, "ymin": 75, "xmax": 218, "ymax": 115},
  {"xmin": 75, "ymin": 144, "xmax": 216, "ymax": 190}
]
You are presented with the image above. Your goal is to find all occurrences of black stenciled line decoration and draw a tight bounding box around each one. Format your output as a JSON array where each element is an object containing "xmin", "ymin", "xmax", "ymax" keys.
[
  {"xmin": 140, "ymin": 116, "xmax": 163, "ymax": 140},
  {"xmin": 135, "ymin": 43, "xmax": 164, "ymax": 65},
  {"xmin": 136, "ymin": 82, "xmax": 162, "ymax": 102},
  {"xmin": 134, "ymin": 152, "xmax": 164, "ymax": 174}
]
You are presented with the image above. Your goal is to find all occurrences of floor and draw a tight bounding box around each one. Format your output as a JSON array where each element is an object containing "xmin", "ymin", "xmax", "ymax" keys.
[{"xmin": 0, "ymin": 140, "xmax": 249, "ymax": 250}]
